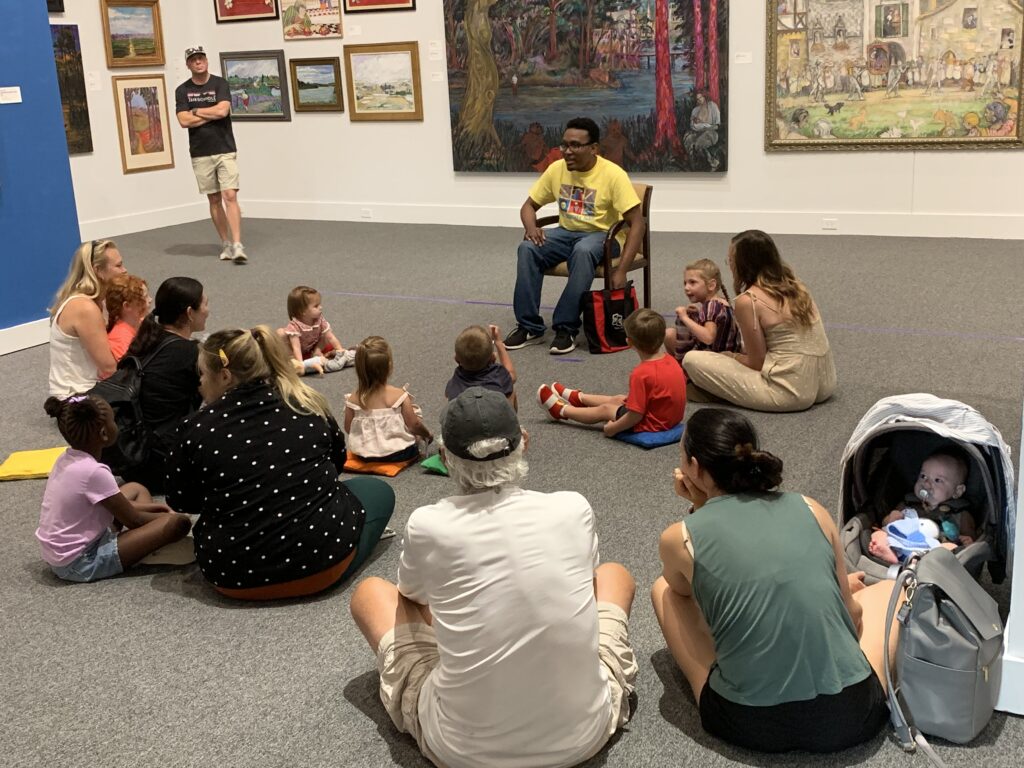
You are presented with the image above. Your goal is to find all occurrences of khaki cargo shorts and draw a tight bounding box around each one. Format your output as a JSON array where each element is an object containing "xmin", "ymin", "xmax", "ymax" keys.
[
  {"xmin": 376, "ymin": 602, "xmax": 637, "ymax": 761},
  {"xmin": 192, "ymin": 152, "xmax": 239, "ymax": 195}
]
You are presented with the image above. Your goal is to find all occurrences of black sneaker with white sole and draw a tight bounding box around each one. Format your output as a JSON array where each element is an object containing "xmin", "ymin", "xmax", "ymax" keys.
[
  {"xmin": 503, "ymin": 326, "xmax": 544, "ymax": 350},
  {"xmin": 549, "ymin": 330, "xmax": 577, "ymax": 355}
]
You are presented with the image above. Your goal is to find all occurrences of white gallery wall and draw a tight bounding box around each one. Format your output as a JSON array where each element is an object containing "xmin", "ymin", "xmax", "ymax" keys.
[{"xmin": 62, "ymin": 3, "xmax": 1024, "ymax": 241}]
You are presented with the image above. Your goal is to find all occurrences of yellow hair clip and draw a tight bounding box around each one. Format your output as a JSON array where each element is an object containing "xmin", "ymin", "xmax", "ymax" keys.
[{"xmin": 218, "ymin": 348, "xmax": 229, "ymax": 367}]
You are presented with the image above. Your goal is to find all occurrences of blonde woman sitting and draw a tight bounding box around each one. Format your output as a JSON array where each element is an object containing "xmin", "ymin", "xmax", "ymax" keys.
[
  {"xmin": 48, "ymin": 240, "xmax": 127, "ymax": 396},
  {"xmin": 166, "ymin": 326, "xmax": 394, "ymax": 600}
]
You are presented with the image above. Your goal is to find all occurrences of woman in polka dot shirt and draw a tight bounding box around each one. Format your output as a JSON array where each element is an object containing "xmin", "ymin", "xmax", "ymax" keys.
[{"xmin": 165, "ymin": 326, "xmax": 395, "ymax": 600}]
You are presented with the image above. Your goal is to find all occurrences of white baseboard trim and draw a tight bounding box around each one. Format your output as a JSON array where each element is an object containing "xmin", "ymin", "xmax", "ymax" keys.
[
  {"xmin": 79, "ymin": 202, "xmax": 208, "ymax": 240},
  {"xmin": 68, "ymin": 198, "xmax": 1024, "ymax": 241},
  {"xmin": 0, "ymin": 318, "xmax": 49, "ymax": 356},
  {"xmin": 242, "ymin": 200, "xmax": 1024, "ymax": 240}
]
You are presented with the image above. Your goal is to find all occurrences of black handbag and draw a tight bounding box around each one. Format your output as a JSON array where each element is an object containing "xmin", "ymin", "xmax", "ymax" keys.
[{"xmin": 581, "ymin": 281, "xmax": 638, "ymax": 354}]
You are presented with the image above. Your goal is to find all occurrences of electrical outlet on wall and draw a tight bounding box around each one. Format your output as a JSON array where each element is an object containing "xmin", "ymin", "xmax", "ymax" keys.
[
  {"xmin": 822, "ymin": 217, "xmax": 838, "ymax": 231},
  {"xmin": 361, "ymin": 208, "xmax": 373, "ymax": 219}
]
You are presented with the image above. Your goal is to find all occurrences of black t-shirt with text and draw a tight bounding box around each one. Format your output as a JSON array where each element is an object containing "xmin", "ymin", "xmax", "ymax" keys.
[{"xmin": 174, "ymin": 74, "xmax": 236, "ymax": 158}]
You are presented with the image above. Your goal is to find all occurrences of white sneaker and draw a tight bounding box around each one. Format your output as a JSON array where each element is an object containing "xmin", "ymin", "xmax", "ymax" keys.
[
  {"xmin": 232, "ymin": 242, "xmax": 248, "ymax": 264},
  {"xmin": 219, "ymin": 242, "xmax": 233, "ymax": 261}
]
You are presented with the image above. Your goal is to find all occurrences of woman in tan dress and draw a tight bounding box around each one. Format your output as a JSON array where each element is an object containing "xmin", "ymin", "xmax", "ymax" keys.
[{"xmin": 683, "ymin": 230, "xmax": 836, "ymax": 412}]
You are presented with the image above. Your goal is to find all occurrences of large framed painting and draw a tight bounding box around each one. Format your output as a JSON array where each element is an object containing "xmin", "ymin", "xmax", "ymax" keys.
[
  {"xmin": 282, "ymin": 0, "xmax": 342, "ymax": 38},
  {"xmin": 51, "ymin": 25, "xmax": 92, "ymax": 154},
  {"xmin": 112, "ymin": 74, "xmax": 174, "ymax": 173},
  {"xmin": 290, "ymin": 57, "xmax": 344, "ymax": 111},
  {"xmin": 220, "ymin": 50, "xmax": 292, "ymax": 120},
  {"xmin": 343, "ymin": 1, "xmax": 416, "ymax": 12},
  {"xmin": 766, "ymin": 1, "xmax": 1024, "ymax": 150},
  {"xmin": 444, "ymin": 1, "xmax": 728, "ymax": 173},
  {"xmin": 214, "ymin": 0, "xmax": 279, "ymax": 22},
  {"xmin": 100, "ymin": 0, "xmax": 165, "ymax": 68},
  {"xmin": 343, "ymin": 41, "xmax": 422, "ymax": 121}
]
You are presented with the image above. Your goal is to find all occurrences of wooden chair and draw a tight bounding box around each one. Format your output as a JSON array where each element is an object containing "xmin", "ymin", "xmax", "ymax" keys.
[{"xmin": 536, "ymin": 182, "xmax": 653, "ymax": 308}]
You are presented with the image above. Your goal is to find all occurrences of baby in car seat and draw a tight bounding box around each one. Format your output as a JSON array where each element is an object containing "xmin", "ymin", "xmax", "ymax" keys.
[{"xmin": 868, "ymin": 447, "xmax": 977, "ymax": 565}]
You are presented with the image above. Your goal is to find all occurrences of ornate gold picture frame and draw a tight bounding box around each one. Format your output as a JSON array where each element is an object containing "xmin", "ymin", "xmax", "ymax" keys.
[{"xmin": 766, "ymin": 1, "xmax": 1023, "ymax": 151}]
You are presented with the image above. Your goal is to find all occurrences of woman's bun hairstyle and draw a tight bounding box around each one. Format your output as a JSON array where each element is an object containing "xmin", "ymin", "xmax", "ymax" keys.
[
  {"xmin": 683, "ymin": 408, "xmax": 783, "ymax": 494},
  {"xmin": 728, "ymin": 442, "xmax": 784, "ymax": 494}
]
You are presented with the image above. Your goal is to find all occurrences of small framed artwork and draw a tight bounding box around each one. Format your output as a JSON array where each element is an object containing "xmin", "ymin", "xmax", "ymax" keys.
[
  {"xmin": 220, "ymin": 49, "xmax": 292, "ymax": 121},
  {"xmin": 343, "ymin": 0, "xmax": 416, "ymax": 13},
  {"xmin": 214, "ymin": 0, "xmax": 279, "ymax": 22},
  {"xmin": 282, "ymin": 0, "xmax": 342, "ymax": 39},
  {"xmin": 47, "ymin": 1, "xmax": 65, "ymax": 12},
  {"xmin": 289, "ymin": 57, "xmax": 343, "ymax": 112},
  {"xmin": 343, "ymin": 41, "xmax": 422, "ymax": 121},
  {"xmin": 112, "ymin": 74, "xmax": 174, "ymax": 173},
  {"xmin": 101, "ymin": 0, "xmax": 165, "ymax": 68}
]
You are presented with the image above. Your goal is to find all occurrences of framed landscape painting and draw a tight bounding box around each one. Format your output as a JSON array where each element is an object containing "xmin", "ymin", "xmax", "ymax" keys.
[
  {"xmin": 51, "ymin": 24, "xmax": 92, "ymax": 154},
  {"xmin": 282, "ymin": 0, "xmax": 342, "ymax": 38},
  {"xmin": 220, "ymin": 49, "xmax": 292, "ymax": 121},
  {"xmin": 766, "ymin": 0, "xmax": 1024, "ymax": 150},
  {"xmin": 101, "ymin": 0, "xmax": 164, "ymax": 68},
  {"xmin": 343, "ymin": 0, "xmax": 415, "ymax": 12},
  {"xmin": 343, "ymin": 41, "xmax": 422, "ymax": 121},
  {"xmin": 112, "ymin": 74, "xmax": 174, "ymax": 173},
  {"xmin": 290, "ymin": 57, "xmax": 344, "ymax": 112},
  {"xmin": 214, "ymin": 0, "xmax": 279, "ymax": 22}
]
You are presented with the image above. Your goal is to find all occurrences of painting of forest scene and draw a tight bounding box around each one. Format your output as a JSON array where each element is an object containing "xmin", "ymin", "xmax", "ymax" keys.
[
  {"xmin": 112, "ymin": 75, "xmax": 174, "ymax": 173},
  {"xmin": 51, "ymin": 24, "xmax": 92, "ymax": 154},
  {"xmin": 444, "ymin": 0, "xmax": 728, "ymax": 173},
  {"xmin": 767, "ymin": 1, "xmax": 1023, "ymax": 150}
]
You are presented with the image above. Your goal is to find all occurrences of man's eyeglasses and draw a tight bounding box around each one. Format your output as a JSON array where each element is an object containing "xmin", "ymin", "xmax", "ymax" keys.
[{"xmin": 559, "ymin": 141, "xmax": 595, "ymax": 152}]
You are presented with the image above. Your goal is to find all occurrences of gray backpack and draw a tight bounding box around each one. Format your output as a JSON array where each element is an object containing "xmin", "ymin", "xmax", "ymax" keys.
[{"xmin": 884, "ymin": 546, "xmax": 1003, "ymax": 764}]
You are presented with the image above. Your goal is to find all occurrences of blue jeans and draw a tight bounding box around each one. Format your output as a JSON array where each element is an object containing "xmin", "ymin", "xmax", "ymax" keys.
[{"xmin": 513, "ymin": 227, "xmax": 618, "ymax": 335}]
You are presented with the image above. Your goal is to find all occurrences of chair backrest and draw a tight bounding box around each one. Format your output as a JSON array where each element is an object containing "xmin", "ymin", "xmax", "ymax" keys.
[{"xmin": 630, "ymin": 183, "xmax": 653, "ymax": 258}]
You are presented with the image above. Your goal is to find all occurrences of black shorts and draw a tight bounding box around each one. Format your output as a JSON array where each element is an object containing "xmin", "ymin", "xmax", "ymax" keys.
[{"xmin": 698, "ymin": 670, "xmax": 889, "ymax": 753}]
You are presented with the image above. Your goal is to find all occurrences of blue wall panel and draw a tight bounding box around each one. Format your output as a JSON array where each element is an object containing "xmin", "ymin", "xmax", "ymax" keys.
[{"xmin": 0, "ymin": 1, "xmax": 81, "ymax": 330}]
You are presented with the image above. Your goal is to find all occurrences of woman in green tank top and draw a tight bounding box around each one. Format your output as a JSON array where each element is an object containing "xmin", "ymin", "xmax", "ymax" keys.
[{"xmin": 652, "ymin": 408, "xmax": 895, "ymax": 752}]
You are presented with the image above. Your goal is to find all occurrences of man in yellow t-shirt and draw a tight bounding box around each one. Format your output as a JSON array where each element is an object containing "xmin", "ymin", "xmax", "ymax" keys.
[{"xmin": 504, "ymin": 117, "xmax": 644, "ymax": 355}]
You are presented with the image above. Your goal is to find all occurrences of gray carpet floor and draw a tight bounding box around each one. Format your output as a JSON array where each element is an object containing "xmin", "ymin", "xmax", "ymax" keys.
[{"xmin": 2, "ymin": 220, "xmax": 1022, "ymax": 767}]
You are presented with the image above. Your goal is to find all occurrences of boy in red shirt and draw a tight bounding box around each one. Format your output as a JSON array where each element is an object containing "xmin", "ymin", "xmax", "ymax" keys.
[{"xmin": 538, "ymin": 308, "xmax": 686, "ymax": 437}]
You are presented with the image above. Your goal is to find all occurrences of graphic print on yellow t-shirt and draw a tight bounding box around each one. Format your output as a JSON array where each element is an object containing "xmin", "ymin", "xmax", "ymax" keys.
[{"xmin": 560, "ymin": 184, "xmax": 596, "ymax": 218}]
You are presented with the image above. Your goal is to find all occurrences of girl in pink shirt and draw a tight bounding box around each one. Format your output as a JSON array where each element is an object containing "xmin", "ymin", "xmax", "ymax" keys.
[
  {"xmin": 104, "ymin": 274, "xmax": 150, "ymax": 362},
  {"xmin": 277, "ymin": 285, "xmax": 354, "ymax": 376},
  {"xmin": 36, "ymin": 394, "xmax": 191, "ymax": 582}
]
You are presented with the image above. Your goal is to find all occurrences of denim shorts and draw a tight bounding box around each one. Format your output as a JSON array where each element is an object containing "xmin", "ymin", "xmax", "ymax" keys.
[{"xmin": 50, "ymin": 529, "xmax": 123, "ymax": 583}]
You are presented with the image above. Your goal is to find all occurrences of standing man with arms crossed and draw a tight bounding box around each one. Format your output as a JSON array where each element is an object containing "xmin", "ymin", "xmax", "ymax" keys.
[
  {"xmin": 175, "ymin": 46, "xmax": 247, "ymax": 265},
  {"xmin": 505, "ymin": 116, "xmax": 644, "ymax": 355}
]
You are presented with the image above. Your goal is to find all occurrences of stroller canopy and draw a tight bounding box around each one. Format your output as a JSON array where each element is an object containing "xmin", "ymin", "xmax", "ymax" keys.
[{"xmin": 838, "ymin": 393, "xmax": 1016, "ymax": 573}]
